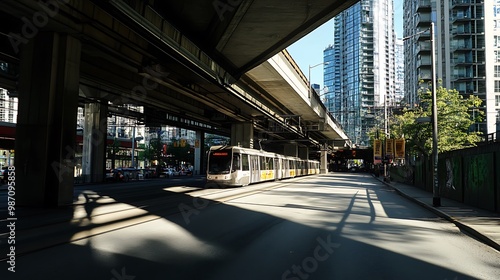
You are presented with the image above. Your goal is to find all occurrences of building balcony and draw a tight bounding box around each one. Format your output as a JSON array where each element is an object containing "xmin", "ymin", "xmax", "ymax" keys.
[
  {"xmin": 360, "ymin": 69, "xmax": 374, "ymax": 76},
  {"xmin": 361, "ymin": 101, "xmax": 374, "ymax": 109},
  {"xmin": 416, "ymin": 42, "xmax": 431, "ymax": 53},
  {"xmin": 453, "ymin": 60, "xmax": 474, "ymax": 67},
  {"xmin": 451, "ymin": 76, "xmax": 475, "ymax": 82},
  {"xmin": 451, "ymin": 28, "xmax": 472, "ymax": 36},
  {"xmin": 417, "ymin": 58, "xmax": 432, "ymax": 68},
  {"xmin": 416, "ymin": 29, "xmax": 431, "ymax": 40},
  {"xmin": 418, "ymin": 73, "xmax": 432, "ymax": 80},
  {"xmin": 416, "ymin": 13, "xmax": 432, "ymax": 24},
  {"xmin": 451, "ymin": 0, "xmax": 471, "ymax": 8},
  {"xmin": 416, "ymin": 0, "xmax": 432, "ymax": 11},
  {"xmin": 451, "ymin": 42, "xmax": 473, "ymax": 51},
  {"xmin": 453, "ymin": 82, "xmax": 476, "ymax": 94},
  {"xmin": 451, "ymin": 70, "xmax": 476, "ymax": 80},
  {"xmin": 451, "ymin": 14, "xmax": 473, "ymax": 23},
  {"xmin": 453, "ymin": 58, "xmax": 473, "ymax": 65}
]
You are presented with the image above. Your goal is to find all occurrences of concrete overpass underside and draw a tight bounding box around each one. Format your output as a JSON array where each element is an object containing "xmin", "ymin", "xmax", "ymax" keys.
[{"xmin": 0, "ymin": 0, "xmax": 356, "ymax": 206}]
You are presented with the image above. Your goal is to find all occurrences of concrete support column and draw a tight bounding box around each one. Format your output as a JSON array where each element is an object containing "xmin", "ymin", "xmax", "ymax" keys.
[
  {"xmin": 194, "ymin": 131, "xmax": 204, "ymax": 175},
  {"xmin": 320, "ymin": 143, "xmax": 328, "ymax": 174},
  {"xmin": 299, "ymin": 147, "xmax": 309, "ymax": 160},
  {"xmin": 15, "ymin": 32, "xmax": 81, "ymax": 207},
  {"xmin": 284, "ymin": 143, "xmax": 298, "ymax": 157},
  {"xmin": 231, "ymin": 122, "xmax": 253, "ymax": 148},
  {"xmin": 82, "ymin": 103, "xmax": 107, "ymax": 183}
]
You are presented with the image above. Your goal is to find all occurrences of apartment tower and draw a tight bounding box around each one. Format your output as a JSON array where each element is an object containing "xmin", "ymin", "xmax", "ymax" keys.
[
  {"xmin": 404, "ymin": 0, "xmax": 499, "ymax": 136},
  {"xmin": 324, "ymin": 0, "xmax": 396, "ymax": 146}
]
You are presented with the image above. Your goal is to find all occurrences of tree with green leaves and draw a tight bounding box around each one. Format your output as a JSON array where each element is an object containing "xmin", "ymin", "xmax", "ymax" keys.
[
  {"xmin": 390, "ymin": 85, "xmax": 483, "ymax": 157},
  {"xmin": 107, "ymin": 138, "xmax": 121, "ymax": 169},
  {"xmin": 167, "ymin": 142, "xmax": 194, "ymax": 165},
  {"xmin": 140, "ymin": 138, "xmax": 163, "ymax": 166}
]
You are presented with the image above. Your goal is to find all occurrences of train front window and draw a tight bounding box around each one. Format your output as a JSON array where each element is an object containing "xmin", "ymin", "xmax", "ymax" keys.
[
  {"xmin": 232, "ymin": 154, "xmax": 240, "ymax": 172},
  {"xmin": 208, "ymin": 150, "xmax": 232, "ymax": 174}
]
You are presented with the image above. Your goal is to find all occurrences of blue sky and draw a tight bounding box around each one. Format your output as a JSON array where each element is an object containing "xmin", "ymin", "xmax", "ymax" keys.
[{"xmin": 286, "ymin": 0, "xmax": 403, "ymax": 88}]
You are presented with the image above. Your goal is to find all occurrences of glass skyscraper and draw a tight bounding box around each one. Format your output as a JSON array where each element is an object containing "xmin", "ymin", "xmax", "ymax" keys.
[
  {"xmin": 404, "ymin": 0, "xmax": 499, "ymax": 136},
  {"xmin": 324, "ymin": 0, "xmax": 396, "ymax": 146}
]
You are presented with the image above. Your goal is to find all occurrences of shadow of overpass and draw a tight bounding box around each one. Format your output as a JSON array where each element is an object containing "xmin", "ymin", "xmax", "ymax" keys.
[{"xmin": 0, "ymin": 175, "xmax": 484, "ymax": 279}]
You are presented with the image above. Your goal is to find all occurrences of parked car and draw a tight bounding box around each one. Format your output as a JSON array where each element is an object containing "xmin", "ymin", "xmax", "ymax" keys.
[
  {"xmin": 348, "ymin": 164, "xmax": 360, "ymax": 172},
  {"xmin": 179, "ymin": 168, "xmax": 193, "ymax": 176},
  {"xmin": 120, "ymin": 167, "xmax": 140, "ymax": 181},
  {"xmin": 143, "ymin": 168, "xmax": 157, "ymax": 178},
  {"xmin": 160, "ymin": 168, "xmax": 174, "ymax": 178},
  {"xmin": 105, "ymin": 169, "xmax": 115, "ymax": 181},
  {"xmin": 107, "ymin": 168, "xmax": 125, "ymax": 182},
  {"xmin": 172, "ymin": 169, "xmax": 180, "ymax": 176}
]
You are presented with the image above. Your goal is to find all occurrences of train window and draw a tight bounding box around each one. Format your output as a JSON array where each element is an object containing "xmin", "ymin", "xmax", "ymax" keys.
[
  {"xmin": 232, "ymin": 154, "xmax": 240, "ymax": 172},
  {"xmin": 260, "ymin": 157, "xmax": 273, "ymax": 170},
  {"xmin": 241, "ymin": 154, "xmax": 249, "ymax": 171},
  {"xmin": 208, "ymin": 150, "xmax": 232, "ymax": 174}
]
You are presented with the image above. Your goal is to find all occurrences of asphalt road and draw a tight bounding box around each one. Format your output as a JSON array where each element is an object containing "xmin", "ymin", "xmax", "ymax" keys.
[{"xmin": 1, "ymin": 173, "xmax": 500, "ymax": 279}]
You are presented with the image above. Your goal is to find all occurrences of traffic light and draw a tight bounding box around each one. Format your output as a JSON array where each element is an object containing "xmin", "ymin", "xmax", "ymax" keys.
[{"xmin": 351, "ymin": 149, "xmax": 356, "ymax": 158}]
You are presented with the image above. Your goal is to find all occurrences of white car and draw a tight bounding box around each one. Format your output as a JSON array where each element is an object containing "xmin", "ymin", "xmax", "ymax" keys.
[{"xmin": 161, "ymin": 168, "xmax": 174, "ymax": 178}]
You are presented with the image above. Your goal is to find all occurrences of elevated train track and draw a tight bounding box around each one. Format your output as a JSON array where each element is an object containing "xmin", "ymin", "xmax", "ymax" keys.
[{"xmin": 0, "ymin": 0, "xmax": 354, "ymax": 151}]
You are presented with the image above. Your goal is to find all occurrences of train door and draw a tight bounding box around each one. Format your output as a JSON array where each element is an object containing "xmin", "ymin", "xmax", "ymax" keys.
[
  {"xmin": 290, "ymin": 159, "xmax": 296, "ymax": 177},
  {"xmin": 250, "ymin": 155, "xmax": 260, "ymax": 183},
  {"xmin": 240, "ymin": 153, "xmax": 250, "ymax": 185},
  {"xmin": 274, "ymin": 158, "xmax": 281, "ymax": 180}
]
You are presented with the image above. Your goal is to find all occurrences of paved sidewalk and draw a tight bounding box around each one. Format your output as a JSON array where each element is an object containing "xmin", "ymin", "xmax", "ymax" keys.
[{"xmin": 378, "ymin": 178, "xmax": 500, "ymax": 252}]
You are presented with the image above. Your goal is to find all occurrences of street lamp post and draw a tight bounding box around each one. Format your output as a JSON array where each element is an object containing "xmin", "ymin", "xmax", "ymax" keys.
[
  {"xmin": 308, "ymin": 62, "xmax": 329, "ymax": 99},
  {"xmin": 430, "ymin": 22, "xmax": 440, "ymax": 206},
  {"xmin": 403, "ymin": 22, "xmax": 440, "ymax": 206}
]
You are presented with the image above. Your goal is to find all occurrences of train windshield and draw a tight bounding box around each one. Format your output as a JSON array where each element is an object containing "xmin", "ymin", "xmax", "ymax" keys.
[{"xmin": 208, "ymin": 150, "xmax": 233, "ymax": 174}]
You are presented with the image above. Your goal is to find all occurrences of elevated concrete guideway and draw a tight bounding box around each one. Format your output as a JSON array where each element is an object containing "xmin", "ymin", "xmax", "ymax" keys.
[
  {"xmin": 126, "ymin": 0, "xmax": 360, "ymax": 80},
  {"xmin": 0, "ymin": 0, "xmax": 357, "ymax": 206},
  {"xmin": 0, "ymin": 0, "xmax": 356, "ymax": 143},
  {"xmin": 244, "ymin": 50, "xmax": 350, "ymax": 148}
]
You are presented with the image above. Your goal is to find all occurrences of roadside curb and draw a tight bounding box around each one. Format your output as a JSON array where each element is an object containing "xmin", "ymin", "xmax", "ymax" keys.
[{"xmin": 376, "ymin": 177, "xmax": 500, "ymax": 252}]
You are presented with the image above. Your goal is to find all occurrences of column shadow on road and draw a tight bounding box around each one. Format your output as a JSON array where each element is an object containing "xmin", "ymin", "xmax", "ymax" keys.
[{"xmin": 1, "ymin": 175, "xmax": 485, "ymax": 280}]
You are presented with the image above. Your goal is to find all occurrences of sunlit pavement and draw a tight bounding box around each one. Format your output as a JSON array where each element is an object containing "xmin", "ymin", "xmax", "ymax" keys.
[
  {"xmin": 378, "ymin": 177, "xmax": 500, "ymax": 252},
  {"xmin": 1, "ymin": 173, "xmax": 499, "ymax": 279}
]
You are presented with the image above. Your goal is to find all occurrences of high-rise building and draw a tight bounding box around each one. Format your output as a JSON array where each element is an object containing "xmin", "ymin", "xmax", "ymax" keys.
[
  {"xmin": 395, "ymin": 38, "xmax": 405, "ymax": 104},
  {"xmin": 404, "ymin": 0, "xmax": 499, "ymax": 136},
  {"xmin": 324, "ymin": 0, "xmax": 396, "ymax": 146},
  {"xmin": 0, "ymin": 88, "xmax": 17, "ymax": 123}
]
